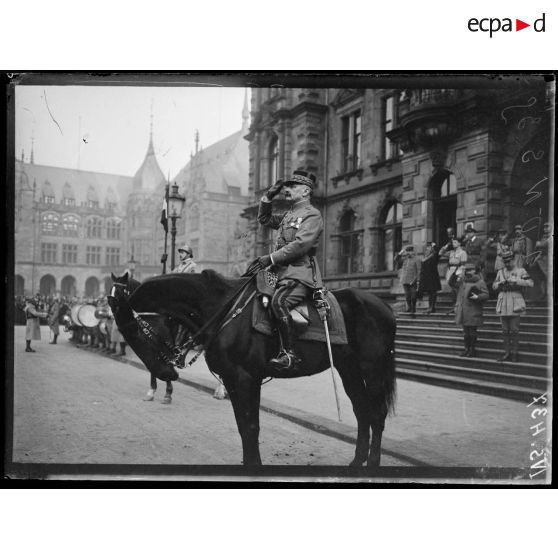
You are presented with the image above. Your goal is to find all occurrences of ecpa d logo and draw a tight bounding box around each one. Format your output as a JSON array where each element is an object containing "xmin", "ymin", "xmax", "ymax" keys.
[{"xmin": 468, "ymin": 13, "xmax": 546, "ymax": 37}]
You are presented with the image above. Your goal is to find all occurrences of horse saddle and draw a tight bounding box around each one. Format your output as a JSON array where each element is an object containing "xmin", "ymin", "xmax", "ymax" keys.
[{"xmin": 252, "ymin": 270, "xmax": 348, "ymax": 345}]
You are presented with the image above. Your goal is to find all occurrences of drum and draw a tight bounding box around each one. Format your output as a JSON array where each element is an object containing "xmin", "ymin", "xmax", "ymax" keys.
[
  {"xmin": 70, "ymin": 304, "xmax": 82, "ymax": 327},
  {"xmin": 77, "ymin": 304, "xmax": 100, "ymax": 328}
]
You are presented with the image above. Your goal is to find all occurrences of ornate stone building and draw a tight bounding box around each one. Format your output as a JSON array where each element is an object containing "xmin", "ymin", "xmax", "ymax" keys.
[
  {"xmin": 244, "ymin": 81, "xmax": 552, "ymax": 295},
  {"xmin": 14, "ymin": 97, "xmax": 251, "ymax": 296}
]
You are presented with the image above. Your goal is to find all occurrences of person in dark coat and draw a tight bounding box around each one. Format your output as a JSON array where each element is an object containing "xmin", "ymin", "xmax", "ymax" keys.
[
  {"xmin": 257, "ymin": 169, "xmax": 324, "ymax": 372},
  {"xmin": 454, "ymin": 262, "xmax": 489, "ymax": 357},
  {"xmin": 23, "ymin": 296, "xmax": 48, "ymax": 352},
  {"xmin": 532, "ymin": 222, "xmax": 552, "ymax": 300},
  {"xmin": 47, "ymin": 295, "xmax": 61, "ymax": 344},
  {"xmin": 417, "ymin": 242, "xmax": 441, "ymax": 314},
  {"xmin": 461, "ymin": 223, "xmax": 484, "ymax": 275}
]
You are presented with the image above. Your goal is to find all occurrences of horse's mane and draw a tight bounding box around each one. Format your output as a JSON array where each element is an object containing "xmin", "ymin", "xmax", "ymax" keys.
[{"xmin": 129, "ymin": 269, "xmax": 244, "ymax": 319}]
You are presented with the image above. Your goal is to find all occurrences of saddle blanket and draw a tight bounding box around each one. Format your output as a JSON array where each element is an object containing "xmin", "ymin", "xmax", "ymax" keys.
[{"xmin": 251, "ymin": 290, "xmax": 348, "ymax": 345}]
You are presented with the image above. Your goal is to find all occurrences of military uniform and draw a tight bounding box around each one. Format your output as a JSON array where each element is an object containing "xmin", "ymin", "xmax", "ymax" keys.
[
  {"xmin": 173, "ymin": 258, "xmax": 198, "ymax": 273},
  {"xmin": 257, "ymin": 170, "xmax": 323, "ymax": 372},
  {"xmin": 48, "ymin": 299, "xmax": 60, "ymax": 343},
  {"xmin": 23, "ymin": 299, "xmax": 47, "ymax": 351}
]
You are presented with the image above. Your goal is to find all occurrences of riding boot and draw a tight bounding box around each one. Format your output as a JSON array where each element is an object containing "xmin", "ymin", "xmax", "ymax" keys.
[
  {"xmin": 410, "ymin": 298, "xmax": 417, "ymax": 316},
  {"xmin": 119, "ymin": 342, "xmax": 126, "ymax": 356},
  {"xmin": 50, "ymin": 334, "xmax": 58, "ymax": 344},
  {"xmin": 510, "ymin": 331, "xmax": 519, "ymax": 362},
  {"xmin": 460, "ymin": 333, "xmax": 471, "ymax": 357},
  {"xmin": 25, "ymin": 340, "xmax": 35, "ymax": 353},
  {"xmin": 469, "ymin": 331, "xmax": 477, "ymax": 358},
  {"xmin": 269, "ymin": 316, "xmax": 301, "ymax": 372},
  {"xmin": 497, "ymin": 333, "xmax": 511, "ymax": 362}
]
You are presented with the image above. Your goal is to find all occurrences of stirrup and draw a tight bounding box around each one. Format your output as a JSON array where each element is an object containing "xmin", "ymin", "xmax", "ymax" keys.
[{"xmin": 269, "ymin": 350, "xmax": 301, "ymax": 371}]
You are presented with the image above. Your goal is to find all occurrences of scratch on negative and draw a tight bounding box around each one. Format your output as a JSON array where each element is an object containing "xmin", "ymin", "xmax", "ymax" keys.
[{"xmin": 43, "ymin": 89, "xmax": 63, "ymax": 135}]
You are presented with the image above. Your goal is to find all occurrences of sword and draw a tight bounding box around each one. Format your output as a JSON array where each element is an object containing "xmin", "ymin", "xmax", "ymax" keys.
[{"xmin": 321, "ymin": 313, "xmax": 342, "ymax": 422}]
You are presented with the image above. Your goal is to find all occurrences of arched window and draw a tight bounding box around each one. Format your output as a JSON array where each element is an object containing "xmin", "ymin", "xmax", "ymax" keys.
[
  {"xmin": 106, "ymin": 218, "xmax": 121, "ymax": 240},
  {"xmin": 86, "ymin": 185, "xmax": 99, "ymax": 209},
  {"xmin": 39, "ymin": 274, "xmax": 56, "ymax": 296},
  {"xmin": 62, "ymin": 214, "xmax": 80, "ymax": 237},
  {"xmin": 62, "ymin": 182, "xmax": 76, "ymax": 206},
  {"xmin": 86, "ymin": 216, "xmax": 103, "ymax": 238},
  {"xmin": 41, "ymin": 212, "xmax": 60, "ymax": 234},
  {"xmin": 338, "ymin": 209, "xmax": 360, "ymax": 274},
  {"xmin": 42, "ymin": 180, "xmax": 55, "ymax": 204},
  {"xmin": 380, "ymin": 201, "xmax": 402, "ymax": 271},
  {"xmin": 105, "ymin": 187, "xmax": 118, "ymax": 210},
  {"xmin": 430, "ymin": 170, "xmax": 457, "ymax": 246},
  {"xmin": 15, "ymin": 275, "xmax": 25, "ymax": 296},
  {"xmin": 85, "ymin": 276, "xmax": 100, "ymax": 298},
  {"xmin": 61, "ymin": 275, "xmax": 77, "ymax": 297},
  {"xmin": 268, "ymin": 135, "xmax": 279, "ymax": 185}
]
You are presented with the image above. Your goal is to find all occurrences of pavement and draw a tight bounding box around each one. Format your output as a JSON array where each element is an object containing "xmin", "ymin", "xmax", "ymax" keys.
[{"xmin": 89, "ymin": 335, "xmax": 543, "ymax": 469}]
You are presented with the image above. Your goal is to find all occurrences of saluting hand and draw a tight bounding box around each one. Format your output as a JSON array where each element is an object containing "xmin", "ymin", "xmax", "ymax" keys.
[{"xmin": 266, "ymin": 179, "xmax": 284, "ymax": 200}]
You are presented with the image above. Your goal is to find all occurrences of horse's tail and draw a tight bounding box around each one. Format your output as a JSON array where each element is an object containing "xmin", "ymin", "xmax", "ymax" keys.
[{"xmin": 383, "ymin": 334, "xmax": 397, "ymax": 415}]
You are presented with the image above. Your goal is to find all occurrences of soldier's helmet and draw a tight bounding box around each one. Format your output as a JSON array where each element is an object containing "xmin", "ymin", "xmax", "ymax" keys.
[{"xmin": 178, "ymin": 244, "xmax": 193, "ymax": 257}]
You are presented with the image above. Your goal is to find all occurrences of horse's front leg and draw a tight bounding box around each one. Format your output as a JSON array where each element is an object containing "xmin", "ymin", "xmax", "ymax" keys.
[
  {"xmin": 143, "ymin": 373, "xmax": 157, "ymax": 401},
  {"xmin": 161, "ymin": 380, "xmax": 173, "ymax": 404},
  {"xmin": 223, "ymin": 368, "xmax": 262, "ymax": 466}
]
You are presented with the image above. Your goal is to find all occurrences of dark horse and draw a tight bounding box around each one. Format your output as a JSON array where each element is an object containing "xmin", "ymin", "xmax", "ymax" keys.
[
  {"xmin": 110, "ymin": 272, "xmax": 176, "ymax": 404},
  {"xmin": 108, "ymin": 270, "xmax": 396, "ymax": 467}
]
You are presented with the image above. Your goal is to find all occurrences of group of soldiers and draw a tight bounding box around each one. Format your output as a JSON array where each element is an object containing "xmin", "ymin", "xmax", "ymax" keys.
[{"xmin": 395, "ymin": 221, "xmax": 552, "ymax": 363}]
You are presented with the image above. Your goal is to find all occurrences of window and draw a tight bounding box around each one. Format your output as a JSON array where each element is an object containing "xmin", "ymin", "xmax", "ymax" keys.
[
  {"xmin": 338, "ymin": 210, "xmax": 360, "ymax": 274},
  {"xmin": 86, "ymin": 217, "xmax": 102, "ymax": 238},
  {"xmin": 268, "ymin": 135, "xmax": 279, "ymax": 185},
  {"xmin": 437, "ymin": 173, "xmax": 457, "ymax": 197},
  {"xmin": 63, "ymin": 197, "xmax": 76, "ymax": 206},
  {"xmin": 341, "ymin": 111, "xmax": 361, "ymax": 173},
  {"xmin": 86, "ymin": 200, "xmax": 99, "ymax": 209},
  {"xmin": 106, "ymin": 219, "xmax": 121, "ymax": 240},
  {"xmin": 41, "ymin": 243, "xmax": 57, "ymax": 264},
  {"xmin": 383, "ymin": 94, "xmax": 399, "ymax": 160},
  {"xmin": 86, "ymin": 246, "xmax": 101, "ymax": 265},
  {"xmin": 43, "ymin": 195, "xmax": 55, "ymax": 204},
  {"xmin": 106, "ymin": 201, "xmax": 117, "ymax": 210},
  {"xmin": 62, "ymin": 215, "xmax": 80, "ymax": 237},
  {"xmin": 41, "ymin": 213, "xmax": 59, "ymax": 234},
  {"xmin": 380, "ymin": 201, "xmax": 402, "ymax": 271},
  {"xmin": 105, "ymin": 247, "xmax": 120, "ymax": 266},
  {"xmin": 62, "ymin": 244, "xmax": 78, "ymax": 264}
]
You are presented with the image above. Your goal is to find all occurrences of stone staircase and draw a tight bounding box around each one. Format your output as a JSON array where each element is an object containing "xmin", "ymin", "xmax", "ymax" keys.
[{"xmin": 394, "ymin": 298, "xmax": 552, "ymax": 402}]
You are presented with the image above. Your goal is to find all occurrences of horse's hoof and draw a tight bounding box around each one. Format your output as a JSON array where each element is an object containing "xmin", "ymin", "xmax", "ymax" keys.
[
  {"xmin": 143, "ymin": 395, "xmax": 155, "ymax": 401},
  {"xmin": 161, "ymin": 396, "xmax": 172, "ymax": 404},
  {"xmin": 213, "ymin": 384, "xmax": 227, "ymax": 400}
]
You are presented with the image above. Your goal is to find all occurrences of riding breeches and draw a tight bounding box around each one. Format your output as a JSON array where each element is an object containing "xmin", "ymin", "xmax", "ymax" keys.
[{"xmin": 271, "ymin": 280, "xmax": 310, "ymax": 320}]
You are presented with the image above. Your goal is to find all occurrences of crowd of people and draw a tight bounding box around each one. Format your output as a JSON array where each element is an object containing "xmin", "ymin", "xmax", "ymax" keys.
[{"xmin": 396, "ymin": 222, "xmax": 551, "ymax": 363}]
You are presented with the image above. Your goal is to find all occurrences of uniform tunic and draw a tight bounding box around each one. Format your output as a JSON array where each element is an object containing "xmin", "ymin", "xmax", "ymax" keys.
[
  {"xmin": 510, "ymin": 234, "xmax": 533, "ymax": 269},
  {"xmin": 258, "ymin": 198, "xmax": 324, "ymax": 288},
  {"xmin": 440, "ymin": 246, "xmax": 468, "ymax": 282},
  {"xmin": 493, "ymin": 267, "xmax": 533, "ymax": 316},
  {"xmin": 417, "ymin": 249, "xmax": 441, "ymax": 295},
  {"xmin": 173, "ymin": 258, "xmax": 198, "ymax": 273},
  {"xmin": 24, "ymin": 302, "xmax": 47, "ymax": 341},
  {"xmin": 463, "ymin": 235, "xmax": 484, "ymax": 268},
  {"xmin": 454, "ymin": 274, "xmax": 489, "ymax": 327}
]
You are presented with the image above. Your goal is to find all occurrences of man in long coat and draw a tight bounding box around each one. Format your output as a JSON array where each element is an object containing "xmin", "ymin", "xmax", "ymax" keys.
[
  {"xmin": 454, "ymin": 262, "xmax": 489, "ymax": 357},
  {"xmin": 395, "ymin": 245, "xmax": 421, "ymax": 315},
  {"xmin": 417, "ymin": 242, "xmax": 441, "ymax": 314},
  {"xmin": 257, "ymin": 169, "xmax": 324, "ymax": 372},
  {"xmin": 510, "ymin": 224, "xmax": 533, "ymax": 269},
  {"xmin": 23, "ymin": 296, "xmax": 48, "ymax": 352}
]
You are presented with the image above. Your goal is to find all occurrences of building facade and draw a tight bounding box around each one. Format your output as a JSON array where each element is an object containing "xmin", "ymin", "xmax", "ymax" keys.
[
  {"xmin": 14, "ymin": 98, "xmax": 251, "ymax": 297},
  {"xmin": 244, "ymin": 81, "xmax": 552, "ymax": 295}
]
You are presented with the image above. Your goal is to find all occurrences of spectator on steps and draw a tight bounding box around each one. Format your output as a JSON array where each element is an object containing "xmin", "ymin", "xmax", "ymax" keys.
[
  {"xmin": 492, "ymin": 251, "xmax": 534, "ymax": 362},
  {"xmin": 395, "ymin": 245, "xmax": 421, "ymax": 315},
  {"xmin": 417, "ymin": 242, "xmax": 441, "ymax": 314},
  {"xmin": 531, "ymin": 222, "xmax": 552, "ymax": 300},
  {"xmin": 461, "ymin": 223, "xmax": 484, "ymax": 275},
  {"xmin": 454, "ymin": 262, "xmax": 489, "ymax": 358},
  {"xmin": 510, "ymin": 224, "xmax": 533, "ymax": 269}
]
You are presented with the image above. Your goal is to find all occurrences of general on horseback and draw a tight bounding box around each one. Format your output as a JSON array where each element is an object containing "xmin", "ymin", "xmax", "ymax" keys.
[
  {"xmin": 254, "ymin": 170, "xmax": 323, "ymax": 373},
  {"xmin": 108, "ymin": 169, "xmax": 397, "ymax": 468}
]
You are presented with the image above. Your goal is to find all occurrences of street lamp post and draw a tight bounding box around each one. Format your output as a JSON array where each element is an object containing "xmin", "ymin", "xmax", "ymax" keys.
[
  {"xmin": 168, "ymin": 182, "xmax": 186, "ymax": 271},
  {"xmin": 128, "ymin": 255, "xmax": 137, "ymax": 279}
]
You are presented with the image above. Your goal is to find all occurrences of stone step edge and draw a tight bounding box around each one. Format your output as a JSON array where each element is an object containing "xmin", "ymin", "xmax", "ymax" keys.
[
  {"xmin": 396, "ymin": 340, "xmax": 548, "ymax": 360},
  {"xmin": 397, "ymin": 325, "xmax": 552, "ymax": 339},
  {"xmin": 396, "ymin": 333, "xmax": 550, "ymax": 348},
  {"xmin": 396, "ymin": 367, "xmax": 539, "ymax": 403},
  {"xmin": 396, "ymin": 357, "xmax": 550, "ymax": 383}
]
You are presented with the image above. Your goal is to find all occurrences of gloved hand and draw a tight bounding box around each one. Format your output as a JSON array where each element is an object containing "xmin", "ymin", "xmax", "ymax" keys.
[
  {"xmin": 258, "ymin": 254, "xmax": 272, "ymax": 268},
  {"xmin": 265, "ymin": 179, "xmax": 284, "ymax": 200}
]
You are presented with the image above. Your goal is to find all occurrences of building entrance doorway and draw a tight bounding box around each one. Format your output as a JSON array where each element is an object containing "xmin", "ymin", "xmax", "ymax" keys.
[{"xmin": 430, "ymin": 170, "xmax": 457, "ymax": 246}]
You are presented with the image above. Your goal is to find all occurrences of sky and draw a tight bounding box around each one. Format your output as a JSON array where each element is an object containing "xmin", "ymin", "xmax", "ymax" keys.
[{"xmin": 15, "ymin": 85, "xmax": 249, "ymax": 179}]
